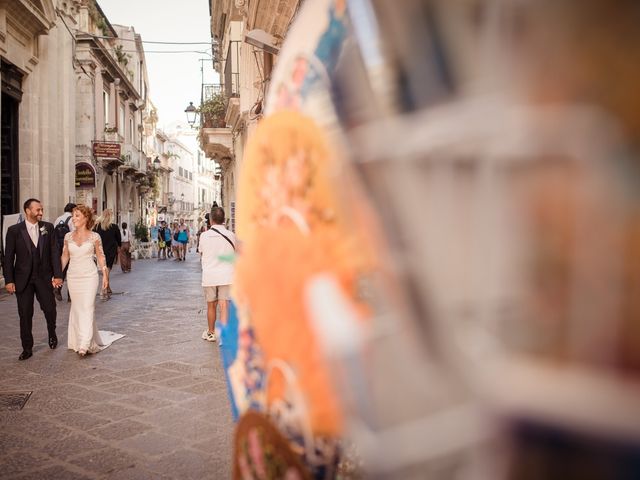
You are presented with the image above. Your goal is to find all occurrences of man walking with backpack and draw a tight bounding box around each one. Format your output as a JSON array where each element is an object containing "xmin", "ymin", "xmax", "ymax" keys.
[{"xmin": 53, "ymin": 203, "xmax": 76, "ymax": 301}]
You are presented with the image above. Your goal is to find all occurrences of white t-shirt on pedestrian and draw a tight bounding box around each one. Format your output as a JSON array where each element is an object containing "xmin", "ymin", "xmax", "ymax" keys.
[
  {"xmin": 54, "ymin": 212, "xmax": 75, "ymax": 232},
  {"xmin": 121, "ymin": 229, "xmax": 130, "ymax": 242},
  {"xmin": 198, "ymin": 225, "xmax": 235, "ymax": 286}
]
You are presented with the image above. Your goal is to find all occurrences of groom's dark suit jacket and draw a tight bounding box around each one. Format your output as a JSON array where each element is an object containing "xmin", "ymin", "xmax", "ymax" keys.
[{"xmin": 3, "ymin": 221, "xmax": 62, "ymax": 293}]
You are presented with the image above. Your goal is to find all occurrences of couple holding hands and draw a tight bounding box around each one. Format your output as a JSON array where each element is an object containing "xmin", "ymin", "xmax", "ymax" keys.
[{"xmin": 3, "ymin": 199, "xmax": 119, "ymax": 360}]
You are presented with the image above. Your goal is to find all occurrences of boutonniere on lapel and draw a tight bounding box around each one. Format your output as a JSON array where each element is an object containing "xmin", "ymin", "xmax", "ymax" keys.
[{"xmin": 39, "ymin": 226, "xmax": 48, "ymax": 236}]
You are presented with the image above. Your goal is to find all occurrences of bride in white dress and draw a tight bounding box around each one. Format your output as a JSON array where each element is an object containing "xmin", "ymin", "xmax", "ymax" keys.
[{"xmin": 61, "ymin": 205, "xmax": 123, "ymax": 356}]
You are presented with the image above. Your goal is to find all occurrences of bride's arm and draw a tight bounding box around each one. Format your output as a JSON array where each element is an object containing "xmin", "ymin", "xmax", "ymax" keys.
[
  {"xmin": 61, "ymin": 234, "xmax": 70, "ymax": 271},
  {"xmin": 94, "ymin": 233, "xmax": 109, "ymax": 284}
]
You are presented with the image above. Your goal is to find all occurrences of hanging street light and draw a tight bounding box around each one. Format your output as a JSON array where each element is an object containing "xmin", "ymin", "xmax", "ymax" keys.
[{"xmin": 184, "ymin": 101, "xmax": 198, "ymax": 126}]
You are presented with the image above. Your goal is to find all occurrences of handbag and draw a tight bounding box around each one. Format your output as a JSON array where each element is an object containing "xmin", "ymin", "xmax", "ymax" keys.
[{"xmin": 159, "ymin": 240, "xmax": 166, "ymax": 249}]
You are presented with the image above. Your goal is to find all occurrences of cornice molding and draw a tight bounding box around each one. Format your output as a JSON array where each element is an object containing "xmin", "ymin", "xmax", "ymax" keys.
[{"xmin": 76, "ymin": 32, "xmax": 141, "ymax": 100}]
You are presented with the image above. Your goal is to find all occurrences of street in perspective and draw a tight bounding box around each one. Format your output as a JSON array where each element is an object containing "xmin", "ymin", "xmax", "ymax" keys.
[{"xmin": 1, "ymin": 0, "xmax": 640, "ymax": 479}]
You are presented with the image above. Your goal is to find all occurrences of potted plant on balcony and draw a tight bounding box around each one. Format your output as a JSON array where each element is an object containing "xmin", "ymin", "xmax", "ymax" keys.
[{"xmin": 199, "ymin": 93, "xmax": 227, "ymax": 128}]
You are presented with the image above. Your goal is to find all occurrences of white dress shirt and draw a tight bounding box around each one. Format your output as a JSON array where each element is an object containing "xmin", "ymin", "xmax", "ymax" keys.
[{"xmin": 25, "ymin": 220, "xmax": 39, "ymax": 246}]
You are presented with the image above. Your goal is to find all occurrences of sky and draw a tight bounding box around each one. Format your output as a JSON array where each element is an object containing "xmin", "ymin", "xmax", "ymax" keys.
[{"xmin": 98, "ymin": 0, "xmax": 220, "ymax": 130}]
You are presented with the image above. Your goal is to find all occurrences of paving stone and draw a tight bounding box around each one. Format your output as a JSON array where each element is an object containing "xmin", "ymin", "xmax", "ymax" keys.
[
  {"xmin": 24, "ymin": 394, "xmax": 91, "ymax": 416},
  {"xmin": 0, "ymin": 432, "xmax": 40, "ymax": 453},
  {"xmin": 39, "ymin": 384, "xmax": 118, "ymax": 404},
  {"xmin": 113, "ymin": 393, "xmax": 173, "ymax": 410},
  {"xmin": 70, "ymin": 373, "xmax": 121, "ymax": 386},
  {"xmin": 78, "ymin": 402, "xmax": 143, "ymax": 421},
  {"xmin": 68, "ymin": 447, "xmax": 138, "ymax": 475},
  {"xmin": 153, "ymin": 361, "xmax": 199, "ymax": 374},
  {"xmin": 0, "ymin": 451, "xmax": 52, "ymax": 477},
  {"xmin": 112, "ymin": 366, "xmax": 163, "ymax": 379},
  {"xmin": 1, "ymin": 415, "xmax": 76, "ymax": 443},
  {"xmin": 156, "ymin": 415, "xmax": 223, "ymax": 443},
  {"xmin": 155, "ymin": 375, "xmax": 208, "ymax": 389},
  {"xmin": 178, "ymin": 381, "xmax": 220, "ymax": 395},
  {"xmin": 117, "ymin": 431, "xmax": 184, "ymax": 457},
  {"xmin": 87, "ymin": 419, "xmax": 152, "ymax": 441},
  {"xmin": 149, "ymin": 388, "xmax": 195, "ymax": 403},
  {"xmin": 101, "ymin": 464, "xmax": 173, "ymax": 480},
  {"xmin": 53, "ymin": 411, "xmax": 111, "ymax": 430},
  {"xmin": 132, "ymin": 370, "xmax": 183, "ymax": 384},
  {"xmin": 98, "ymin": 381, "xmax": 154, "ymax": 395},
  {"xmin": 136, "ymin": 405, "xmax": 198, "ymax": 427},
  {"xmin": 13, "ymin": 464, "xmax": 93, "ymax": 480},
  {"xmin": 40, "ymin": 432, "xmax": 109, "ymax": 460},
  {"xmin": 145, "ymin": 449, "xmax": 220, "ymax": 480}
]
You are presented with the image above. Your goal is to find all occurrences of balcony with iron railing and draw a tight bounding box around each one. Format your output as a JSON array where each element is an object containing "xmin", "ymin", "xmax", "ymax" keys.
[
  {"xmin": 120, "ymin": 144, "xmax": 147, "ymax": 179},
  {"xmin": 200, "ymin": 84, "xmax": 226, "ymax": 128},
  {"xmin": 199, "ymin": 85, "xmax": 233, "ymax": 161}
]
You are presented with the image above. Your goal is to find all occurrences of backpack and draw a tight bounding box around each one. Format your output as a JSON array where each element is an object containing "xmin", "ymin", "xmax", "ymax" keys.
[{"xmin": 54, "ymin": 215, "xmax": 71, "ymax": 251}]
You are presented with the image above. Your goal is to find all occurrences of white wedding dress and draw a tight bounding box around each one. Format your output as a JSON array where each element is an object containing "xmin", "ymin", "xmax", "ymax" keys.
[{"xmin": 63, "ymin": 231, "xmax": 124, "ymax": 354}]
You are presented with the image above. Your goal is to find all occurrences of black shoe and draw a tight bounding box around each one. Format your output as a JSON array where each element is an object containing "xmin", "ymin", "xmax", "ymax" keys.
[
  {"xmin": 54, "ymin": 288, "xmax": 62, "ymax": 302},
  {"xmin": 48, "ymin": 335, "xmax": 58, "ymax": 349},
  {"xmin": 19, "ymin": 350, "xmax": 32, "ymax": 361}
]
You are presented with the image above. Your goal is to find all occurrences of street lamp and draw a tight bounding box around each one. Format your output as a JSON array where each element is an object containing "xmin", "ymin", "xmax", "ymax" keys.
[
  {"xmin": 184, "ymin": 102, "xmax": 198, "ymax": 127},
  {"xmin": 153, "ymin": 156, "xmax": 161, "ymax": 169}
]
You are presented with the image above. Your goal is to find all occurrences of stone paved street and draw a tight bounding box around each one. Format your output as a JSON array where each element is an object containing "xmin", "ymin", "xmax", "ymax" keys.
[{"xmin": 0, "ymin": 253, "xmax": 233, "ymax": 479}]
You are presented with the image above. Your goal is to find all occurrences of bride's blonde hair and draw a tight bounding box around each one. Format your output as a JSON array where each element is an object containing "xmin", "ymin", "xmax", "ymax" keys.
[{"xmin": 96, "ymin": 209, "xmax": 113, "ymax": 230}]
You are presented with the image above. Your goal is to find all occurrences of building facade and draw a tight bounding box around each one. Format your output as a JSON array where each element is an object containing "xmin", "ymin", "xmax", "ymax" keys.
[
  {"xmin": 0, "ymin": 0, "xmax": 78, "ymax": 287},
  {"xmin": 75, "ymin": 2, "xmax": 152, "ymax": 228},
  {"xmin": 201, "ymin": 0, "xmax": 301, "ymax": 231},
  {"xmin": 166, "ymin": 137, "xmax": 195, "ymax": 223}
]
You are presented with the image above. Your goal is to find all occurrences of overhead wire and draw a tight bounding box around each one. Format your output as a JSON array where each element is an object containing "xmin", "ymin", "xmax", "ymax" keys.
[{"xmin": 83, "ymin": 33, "xmax": 215, "ymax": 46}]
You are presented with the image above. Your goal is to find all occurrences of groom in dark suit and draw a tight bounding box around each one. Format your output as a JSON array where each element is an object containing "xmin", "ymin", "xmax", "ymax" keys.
[{"xmin": 3, "ymin": 198, "xmax": 63, "ymax": 360}]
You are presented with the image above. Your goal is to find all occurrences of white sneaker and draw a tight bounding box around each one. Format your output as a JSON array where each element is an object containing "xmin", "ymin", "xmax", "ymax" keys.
[
  {"xmin": 206, "ymin": 331, "xmax": 217, "ymax": 342},
  {"xmin": 201, "ymin": 329, "xmax": 209, "ymax": 340}
]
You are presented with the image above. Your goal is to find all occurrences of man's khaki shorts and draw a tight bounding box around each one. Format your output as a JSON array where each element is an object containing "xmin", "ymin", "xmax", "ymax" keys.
[{"xmin": 203, "ymin": 285, "xmax": 231, "ymax": 302}]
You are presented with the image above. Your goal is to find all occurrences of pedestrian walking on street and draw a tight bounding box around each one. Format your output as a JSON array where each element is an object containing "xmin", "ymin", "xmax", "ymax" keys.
[
  {"xmin": 177, "ymin": 218, "xmax": 189, "ymax": 261},
  {"xmin": 61, "ymin": 205, "xmax": 122, "ymax": 356},
  {"xmin": 188, "ymin": 221, "xmax": 197, "ymax": 253},
  {"xmin": 198, "ymin": 207, "xmax": 235, "ymax": 343},
  {"xmin": 157, "ymin": 220, "xmax": 168, "ymax": 260},
  {"xmin": 53, "ymin": 202, "xmax": 76, "ymax": 302},
  {"xmin": 2, "ymin": 198, "xmax": 63, "ymax": 360},
  {"xmin": 119, "ymin": 222, "xmax": 132, "ymax": 272},
  {"xmin": 172, "ymin": 222, "xmax": 181, "ymax": 260},
  {"xmin": 94, "ymin": 209, "xmax": 121, "ymax": 298},
  {"xmin": 196, "ymin": 225, "xmax": 206, "ymax": 253}
]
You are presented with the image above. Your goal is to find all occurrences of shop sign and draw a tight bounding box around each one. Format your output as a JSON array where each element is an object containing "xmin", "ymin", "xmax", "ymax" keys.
[
  {"xmin": 75, "ymin": 162, "xmax": 96, "ymax": 189},
  {"xmin": 92, "ymin": 141, "xmax": 121, "ymax": 158}
]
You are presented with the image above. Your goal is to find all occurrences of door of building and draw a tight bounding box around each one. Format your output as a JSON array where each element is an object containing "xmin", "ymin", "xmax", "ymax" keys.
[
  {"xmin": 1, "ymin": 93, "xmax": 20, "ymax": 218},
  {"xmin": 0, "ymin": 60, "xmax": 23, "ymax": 270}
]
